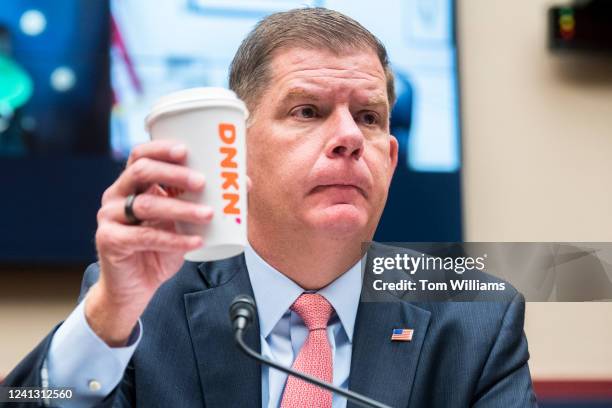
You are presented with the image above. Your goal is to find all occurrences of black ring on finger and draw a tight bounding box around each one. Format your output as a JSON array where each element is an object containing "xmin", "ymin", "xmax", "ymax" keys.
[{"xmin": 124, "ymin": 193, "xmax": 142, "ymax": 225}]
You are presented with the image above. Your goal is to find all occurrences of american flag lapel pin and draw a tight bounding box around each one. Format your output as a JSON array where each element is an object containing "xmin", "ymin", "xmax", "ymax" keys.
[{"xmin": 391, "ymin": 328, "xmax": 414, "ymax": 342}]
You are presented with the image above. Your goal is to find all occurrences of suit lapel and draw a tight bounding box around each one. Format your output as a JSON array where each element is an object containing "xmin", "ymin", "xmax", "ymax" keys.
[
  {"xmin": 184, "ymin": 255, "xmax": 262, "ymax": 408},
  {"xmin": 347, "ymin": 295, "xmax": 431, "ymax": 408}
]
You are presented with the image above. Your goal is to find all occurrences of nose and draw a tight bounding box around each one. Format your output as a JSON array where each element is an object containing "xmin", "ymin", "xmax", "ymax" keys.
[{"xmin": 325, "ymin": 107, "xmax": 364, "ymax": 160}]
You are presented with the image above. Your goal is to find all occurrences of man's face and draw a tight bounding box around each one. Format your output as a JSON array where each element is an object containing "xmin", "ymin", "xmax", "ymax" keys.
[{"xmin": 247, "ymin": 47, "xmax": 398, "ymax": 240}]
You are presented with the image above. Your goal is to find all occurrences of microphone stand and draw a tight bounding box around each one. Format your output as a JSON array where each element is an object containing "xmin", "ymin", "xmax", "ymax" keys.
[{"xmin": 233, "ymin": 322, "xmax": 392, "ymax": 408}]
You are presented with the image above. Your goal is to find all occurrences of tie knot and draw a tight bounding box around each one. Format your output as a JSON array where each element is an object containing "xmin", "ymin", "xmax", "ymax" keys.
[{"xmin": 291, "ymin": 293, "xmax": 333, "ymax": 331}]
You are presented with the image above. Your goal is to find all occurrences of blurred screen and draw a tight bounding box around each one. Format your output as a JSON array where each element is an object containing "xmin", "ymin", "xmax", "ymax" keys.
[
  {"xmin": 110, "ymin": 0, "xmax": 460, "ymax": 172},
  {"xmin": 0, "ymin": 0, "xmax": 110, "ymax": 156},
  {"xmin": 0, "ymin": 0, "xmax": 461, "ymax": 263}
]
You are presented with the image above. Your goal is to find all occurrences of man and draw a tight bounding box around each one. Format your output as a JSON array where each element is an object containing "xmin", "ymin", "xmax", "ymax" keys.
[{"xmin": 4, "ymin": 8, "xmax": 538, "ymax": 408}]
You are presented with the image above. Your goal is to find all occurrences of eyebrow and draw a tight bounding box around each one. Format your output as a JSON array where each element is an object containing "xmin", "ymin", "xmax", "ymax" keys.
[
  {"xmin": 279, "ymin": 88, "xmax": 322, "ymax": 104},
  {"xmin": 353, "ymin": 94, "xmax": 390, "ymax": 118},
  {"xmin": 279, "ymin": 87, "xmax": 388, "ymax": 110},
  {"xmin": 363, "ymin": 92, "xmax": 389, "ymax": 109}
]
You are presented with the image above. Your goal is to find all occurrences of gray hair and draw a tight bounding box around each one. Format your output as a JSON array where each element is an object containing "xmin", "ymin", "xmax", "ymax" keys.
[{"xmin": 229, "ymin": 7, "xmax": 395, "ymax": 114}]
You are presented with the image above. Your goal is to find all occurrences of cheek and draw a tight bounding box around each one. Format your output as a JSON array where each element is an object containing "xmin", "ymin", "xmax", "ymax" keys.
[
  {"xmin": 366, "ymin": 143, "xmax": 392, "ymax": 179},
  {"xmin": 250, "ymin": 128, "xmax": 319, "ymax": 179},
  {"xmin": 247, "ymin": 129, "xmax": 279, "ymax": 178},
  {"xmin": 247, "ymin": 141, "xmax": 307, "ymax": 198}
]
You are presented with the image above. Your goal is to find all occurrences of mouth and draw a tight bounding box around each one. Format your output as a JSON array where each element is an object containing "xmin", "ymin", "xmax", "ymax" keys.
[{"xmin": 311, "ymin": 184, "xmax": 368, "ymax": 199}]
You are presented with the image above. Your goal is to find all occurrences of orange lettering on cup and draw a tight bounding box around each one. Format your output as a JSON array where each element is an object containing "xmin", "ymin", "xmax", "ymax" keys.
[
  {"xmin": 220, "ymin": 147, "xmax": 238, "ymax": 168},
  {"xmin": 221, "ymin": 172, "xmax": 239, "ymax": 190},
  {"xmin": 219, "ymin": 123, "xmax": 240, "ymax": 216},
  {"xmin": 219, "ymin": 123, "xmax": 236, "ymax": 143},
  {"xmin": 222, "ymin": 193, "xmax": 240, "ymax": 215}
]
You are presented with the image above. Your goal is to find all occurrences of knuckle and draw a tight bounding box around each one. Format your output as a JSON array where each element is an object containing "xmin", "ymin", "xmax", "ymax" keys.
[
  {"xmin": 96, "ymin": 206, "xmax": 108, "ymax": 223},
  {"xmin": 135, "ymin": 194, "xmax": 154, "ymax": 216},
  {"xmin": 96, "ymin": 224, "xmax": 126, "ymax": 251},
  {"xmin": 140, "ymin": 227, "xmax": 159, "ymax": 245},
  {"xmin": 130, "ymin": 158, "xmax": 151, "ymax": 181},
  {"xmin": 132, "ymin": 143, "xmax": 147, "ymax": 158},
  {"xmin": 95, "ymin": 225, "xmax": 112, "ymax": 248},
  {"xmin": 127, "ymin": 147, "xmax": 140, "ymax": 164},
  {"xmin": 101, "ymin": 186, "xmax": 114, "ymax": 204}
]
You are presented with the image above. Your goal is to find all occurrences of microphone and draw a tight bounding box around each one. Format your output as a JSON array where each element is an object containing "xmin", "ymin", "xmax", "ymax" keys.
[{"xmin": 230, "ymin": 295, "xmax": 391, "ymax": 408}]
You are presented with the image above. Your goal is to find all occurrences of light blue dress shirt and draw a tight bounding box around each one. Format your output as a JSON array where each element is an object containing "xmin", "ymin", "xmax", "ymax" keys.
[
  {"xmin": 245, "ymin": 245, "xmax": 362, "ymax": 408},
  {"xmin": 46, "ymin": 244, "xmax": 362, "ymax": 408},
  {"xmin": 45, "ymin": 298, "xmax": 142, "ymax": 408}
]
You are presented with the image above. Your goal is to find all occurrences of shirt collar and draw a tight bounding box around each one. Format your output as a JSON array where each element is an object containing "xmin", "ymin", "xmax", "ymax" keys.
[{"xmin": 244, "ymin": 243, "xmax": 362, "ymax": 342}]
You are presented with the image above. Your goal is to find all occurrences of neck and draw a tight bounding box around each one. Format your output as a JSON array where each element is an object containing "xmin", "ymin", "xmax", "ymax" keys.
[{"xmin": 247, "ymin": 218, "xmax": 371, "ymax": 290}]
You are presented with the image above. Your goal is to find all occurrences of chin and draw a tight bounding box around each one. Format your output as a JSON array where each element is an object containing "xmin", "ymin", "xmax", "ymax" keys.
[{"xmin": 306, "ymin": 204, "xmax": 369, "ymax": 237}]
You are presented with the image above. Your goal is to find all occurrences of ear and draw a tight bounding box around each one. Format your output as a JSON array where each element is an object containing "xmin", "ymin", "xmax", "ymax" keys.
[{"xmin": 388, "ymin": 134, "xmax": 399, "ymax": 177}]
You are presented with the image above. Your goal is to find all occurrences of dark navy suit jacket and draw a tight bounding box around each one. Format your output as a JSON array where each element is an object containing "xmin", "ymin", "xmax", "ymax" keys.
[{"xmin": 4, "ymin": 252, "xmax": 538, "ymax": 407}]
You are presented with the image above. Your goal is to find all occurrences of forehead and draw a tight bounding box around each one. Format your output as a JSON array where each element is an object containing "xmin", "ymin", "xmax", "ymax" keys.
[{"xmin": 266, "ymin": 47, "xmax": 388, "ymax": 103}]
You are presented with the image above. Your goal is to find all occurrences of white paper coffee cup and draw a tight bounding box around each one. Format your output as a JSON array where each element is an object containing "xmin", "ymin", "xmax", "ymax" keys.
[{"xmin": 145, "ymin": 87, "xmax": 248, "ymax": 262}]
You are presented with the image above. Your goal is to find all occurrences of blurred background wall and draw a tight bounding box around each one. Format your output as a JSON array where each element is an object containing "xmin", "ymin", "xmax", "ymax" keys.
[
  {"xmin": 0, "ymin": 268, "xmax": 80, "ymax": 376},
  {"xmin": 1, "ymin": 0, "xmax": 612, "ymax": 402},
  {"xmin": 458, "ymin": 0, "xmax": 612, "ymax": 384}
]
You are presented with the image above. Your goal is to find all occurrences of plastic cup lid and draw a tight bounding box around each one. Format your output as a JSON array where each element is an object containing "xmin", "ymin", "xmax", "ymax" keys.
[{"xmin": 145, "ymin": 87, "xmax": 248, "ymax": 131}]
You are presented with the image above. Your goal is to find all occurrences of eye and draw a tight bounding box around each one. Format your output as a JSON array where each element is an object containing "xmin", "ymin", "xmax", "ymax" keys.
[
  {"xmin": 290, "ymin": 105, "xmax": 318, "ymax": 120},
  {"xmin": 356, "ymin": 111, "xmax": 380, "ymax": 126}
]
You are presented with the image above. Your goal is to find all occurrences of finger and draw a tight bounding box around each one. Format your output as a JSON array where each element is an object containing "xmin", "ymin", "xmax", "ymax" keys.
[
  {"xmin": 127, "ymin": 140, "xmax": 188, "ymax": 166},
  {"xmin": 99, "ymin": 194, "xmax": 213, "ymax": 225},
  {"xmin": 97, "ymin": 223, "xmax": 203, "ymax": 253},
  {"xmin": 102, "ymin": 179, "xmax": 167, "ymax": 206},
  {"xmin": 148, "ymin": 183, "xmax": 169, "ymax": 197},
  {"xmin": 160, "ymin": 185, "xmax": 185, "ymax": 198},
  {"xmin": 247, "ymin": 176, "xmax": 252, "ymax": 192},
  {"xmin": 112, "ymin": 158, "xmax": 205, "ymax": 198},
  {"xmin": 146, "ymin": 218, "xmax": 178, "ymax": 233}
]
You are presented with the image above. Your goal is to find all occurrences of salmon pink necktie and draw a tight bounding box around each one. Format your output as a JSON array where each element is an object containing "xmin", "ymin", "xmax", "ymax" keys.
[{"xmin": 280, "ymin": 293, "xmax": 334, "ymax": 408}]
